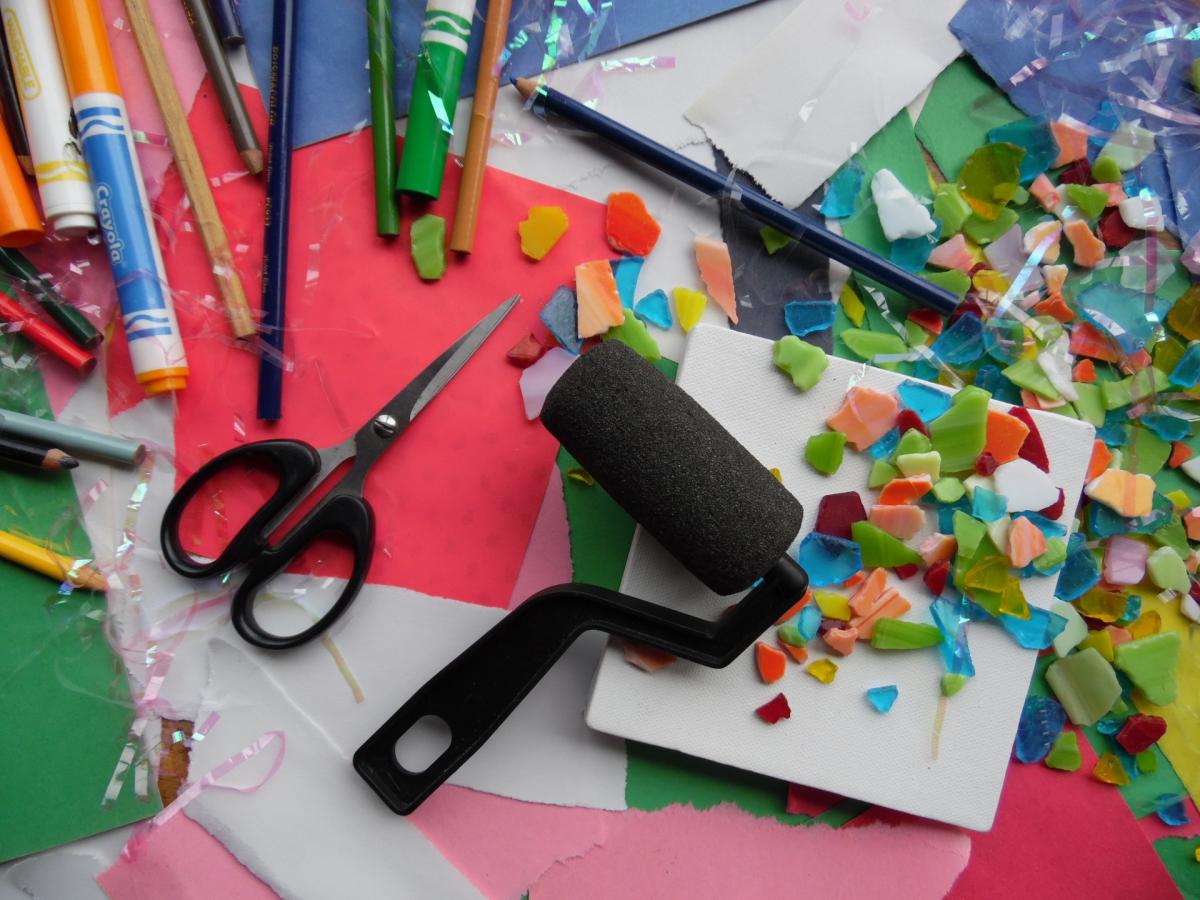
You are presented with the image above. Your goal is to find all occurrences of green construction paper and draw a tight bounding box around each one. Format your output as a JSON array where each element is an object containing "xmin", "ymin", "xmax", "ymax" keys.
[
  {"xmin": 1154, "ymin": 836, "xmax": 1200, "ymax": 898},
  {"xmin": 0, "ymin": 336, "xmax": 159, "ymax": 862},
  {"xmin": 914, "ymin": 57, "xmax": 1023, "ymax": 181}
]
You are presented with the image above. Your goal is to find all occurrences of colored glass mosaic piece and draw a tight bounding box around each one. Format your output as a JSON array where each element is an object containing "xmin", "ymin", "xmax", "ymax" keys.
[
  {"xmin": 851, "ymin": 521, "xmax": 922, "ymax": 568},
  {"xmin": 410, "ymin": 213, "xmax": 447, "ymax": 279},
  {"xmin": 507, "ymin": 334, "xmax": 547, "ymax": 369},
  {"xmin": 694, "ymin": 236, "xmax": 738, "ymax": 323},
  {"xmin": 772, "ymin": 335, "xmax": 828, "ymax": 390},
  {"xmin": 988, "ymin": 117, "xmax": 1058, "ymax": 183},
  {"xmin": 760, "ymin": 226, "xmax": 792, "ymax": 254},
  {"xmin": 820, "ymin": 161, "xmax": 865, "ymax": 218},
  {"xmin": 814, "ymin": 492, "xmax": 867, "ymax": 540},
  {"xmin": 1093, "ymin": 751, "xmax": 1131, "ymax": 786},
  {"xmin": 634, "ymin": 289, "xmax": 673, "ymax": 329},
  {"xmin": 797, "ymin": 532, "xmax": 862, "ymax": 587},
  {"xmin": 1116, "ymin": 714, "xmax": 1167, "ymax": 755},
  {"xmin": 1155, "ymin": 795, "xmax": 1189, "ymax": 827},
  {"xmin": 806, "ymin": 431, "xmax": 847, "ymax": 476},
  {"xmin": 1146, "ymin": 546, "xmax": 1189, "ymax": 592},
  {"xmin": 575, "ymin": 259, "xmax": 625, "ymax": 337},
  {"xmin": 602, "ymin": 311, "xmax": 661, "ymax": 362},
  {"xmin": 1014, "ymin": 694, "xmax": 1067, "ymax": 763},
  {"xmin": 756, "ymin": 641, "xmax": 788, "ymax": 684},
  {"xmin": 755, "ymin": 692, "xmax": 791, "ymax": 724},
  {"xmin": 898, "ymin": 380, "xmax": 953, "ymax": 422},
  {"xmin": 870, "ymin": 618, "xmax": 942, "ymax": 650},
  {"xmin": 611, "ymin": 256, "xmax": 644, "ymax": 308},
  {"xmin": 1064, "ymin": 184, "xmax": 1108, "ymax": 221},
  {"xmin": 784, "ymin": 300, "xmax": 837, "ymax": 337},
  {"xmin": 827, "ymin": 386, "xmax": 900, "ymax": 450},
  {"xmin": 868, "ymin": 504, "xmax": 925, "ymax": 540},
  {"xmin": 1113, "ymin": 632, "xmax": 1181, "ymax": 705},
  {"xmin": 869, "ymin": 460, "xmax": 899, "ymax": 488},
  {"xmin": 963, "ymin": 207, "xmax": 1020, "ymax": 245},
  {"xmin": 1085, "ymin": 469, "xmax": 1155, "ymax": 518},
  {"xmin": 842, "ymin": 328, "xmax": 908, "ymax": 360},
  {"xmin": 673, "ymin": 287, "xmax": 707, "ymax": 333},
  {"xmin": 958, "ymin": 142, "xmax": 1024, "ymax": 218},
  {"xmin": 872, "ymin": 168, "xmax": 936, "ymax": 241},
  {"xmin": 1046, "ymin": 647, "xmax": 1123, "ymax": 726},
  {"xmin": 933, "ymin": 182, "xmax": 972, "ymax": 235},
  {"xmin": 930, "ymin": 386, "xmax": 991, "ymax": 474},
  {"xmin": 931, "ymin": 313, "xmax": 984, "ymax": 365},
  {"xmin": 805, "ymin": 658, "xmax": 838, "ymax": 684},
  {"xmin": 539, "ymin": 286, "xmax": 582, "ymax": 353},
  {"xmin": 1044, "ymin": 730, "xmax": 1081, "ymax": 771},
  {"xmin": 606, "ymin": 192, "xmax": 661, "ymax": 256},
  {"xmin": 866, "ymin": 684, "xmax": 899, "ymax": 713},
  {"xmin": 941, "ymin": 673, "xmax": 969, "ymax": 697},
  {"xmin": 518, "ymin": 205, "xmax": 569, "ymax": 260}
]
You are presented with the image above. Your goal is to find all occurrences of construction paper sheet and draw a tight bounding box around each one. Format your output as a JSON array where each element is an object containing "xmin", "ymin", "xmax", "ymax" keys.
[
  {"xmin": 185, "ymin": 639, "xmax": 480, "ymax": 899},
  {"xmin": 587, "ymin": 324, "xmax": 1096, "ymax": 831},
  {"xmin": 948, "ymin": 0, "xmax": 1192, "ymax": 242},
  {"xmin": 236, "ymin": 0, "xmax": 764, "ymax": 149},
  {"xmin": 0, "ymin": 827, "xmax": 129, "ymax": 900},
  {"xmin": 160, "ymin": 79, "xmax": 613, "ymax": 609},
  {"xmin": 507, "ymin": 466, "xmax": 572, "ymax": 608},
  {"xmin": 97, "ymin": 815, "xmax": 278, "ymax": 900},
  {"xmin": 0, "ymin": 337, "xmax": 161, "ymax": 864},
  {"xmin": 1156, "ymin": 835, "xmax": 1200, "ymax": 898},
  {"xmin": 914, "ymin": 57, "xmax": 1023, "ymax": 181},
  {"xmin": 686, "ymin": 0, "xmax": 965, "ymax": 208}
]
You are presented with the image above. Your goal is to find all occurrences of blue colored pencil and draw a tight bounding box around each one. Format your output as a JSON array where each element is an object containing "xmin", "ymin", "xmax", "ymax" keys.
[
  {"xmin": 257, "ymin": 0, "xmax": 296, "ymax": 421},
  {"xmin": 207, "ymin": 0, "xmax": 245, "ymax": 47},
  {"xmin": 515, "ymin": 79, "xmax": 960, "ymax": 317}
]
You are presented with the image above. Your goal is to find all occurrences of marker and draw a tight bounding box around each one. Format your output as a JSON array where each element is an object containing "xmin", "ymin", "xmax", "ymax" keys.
[
  {"xmin": 395, "ymin": 0, "xmax": 473, "ymax": 200},
  {"xmin": 367, "ymin": 0, "xmax": 398, "ymax": 235},
  {"xmin": 0, "ymin": 247, "xmax": 101, "ymax": 347},
  {"xmin": 1, "ymin": 0, "xmax": 96, "ymax": 237},
  {"xmin": 48, "ymin": 0, "xmax": 188, "ymax": 396}
]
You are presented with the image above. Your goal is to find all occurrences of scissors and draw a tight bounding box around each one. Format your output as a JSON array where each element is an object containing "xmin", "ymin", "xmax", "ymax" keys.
[{"xmin": 160, "ymin": 296, "xmax": 519, "ymax": 650}]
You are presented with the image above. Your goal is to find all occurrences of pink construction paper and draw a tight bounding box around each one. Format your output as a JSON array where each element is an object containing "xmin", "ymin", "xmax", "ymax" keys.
[
  {"xmin": 508, "ymin": 467, "xmax": 572, "ymax": 608},
  {"xmin": 129, "ymin": 79, "xmax": 611, "ymax": 607},
  {"xmin": 97, "ymin": 814, "xmax": 278, "ymax": 900}
]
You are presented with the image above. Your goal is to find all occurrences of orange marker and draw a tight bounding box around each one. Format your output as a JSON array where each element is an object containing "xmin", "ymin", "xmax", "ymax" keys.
[{"xmin": 0, "ymin": 109, "xmax": 42, "ymax": 246}]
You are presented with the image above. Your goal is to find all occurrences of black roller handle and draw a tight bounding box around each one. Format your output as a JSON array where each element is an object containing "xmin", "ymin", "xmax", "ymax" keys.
[{"xmin": 354, "ymin": 555, "xmax": 808, "ymax": 814}]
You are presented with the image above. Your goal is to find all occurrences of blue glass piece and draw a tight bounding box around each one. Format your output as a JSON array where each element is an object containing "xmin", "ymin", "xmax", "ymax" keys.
[
  {"xmin": 931, "ymin": 312, "xmax": 984, "ymax": 366},
  {"xmin": 937, "ymin": 498, "xmax": 971, "ymax": 533},
  {"xmin": 797, "ymin": 532, "xmax": 862, "ymax": 587},
  {"xmin": 1155, "ymin": 794, "xmax": 1190, "ymax": 827},
  {"xmin": 539, "ymin": 286, "xmax": 582, "ymax": 354},
  {"xmin": 912, "ymin": 360, "xmax": 938, "ymax": 383},
  {"xmin": 1076, "ymin": 283, "xmax": 1171, "ymax": 355},
  {"xmin": 1089, "ymin": 101, "xmax": 1122, "ymax": 156},
  {"xmin": 1013, "ymin": 512, "xmax": 1067, "ymax": 539},
  {"xmin": 930, "ymin": 595, "xmax": 976, "ymax": 677},
  {"xmin": 1141, "ymin": 413, "xmax": 1190, "ymax": 442},
  {"xmin": 1055, "ymin": 535, "xmax": 1100, "ymax": 601},
  {"xmin": 974, "ymin": 364, "xmax": 1003, "ymax": 396},
  {"xmin": 1096, "ymin": 715, "xmax": 1124, "ymax": 736},
  {"xmin": 1013, "ymin": 695, "xmax": 1067, "ymax": 763},
  {"xmin": 868, "ymin": 428, "xmax": 900, "ymax": 460},
  {"xmin": 1097, "ymin": 409, "xmax": 1129, "ymax": 446},
  {"xmin": 797, "ymin": 603, "xmax": 823, "ymax": 641},
  {"xmin": 1169, "ymin": 341, "xmax": 1200, "ymax": 388},
  {"xmin": 1121, "ymin": 593, "xmax": 1142, "ymax": 624},
  {"xmin": 983, "ymin": 318, "xmax": 1026, "ymax": 366},
  {"xmin": 610, "ymin": 257, "xmax": 644, "ymax": 309},
  {"xmin": 972, "ymin": 486, "xmax": 1008, "ymax": 522},
  {"xmin": 890, "ymin": 221, "xmax": 941, "ymax": 273},
  {"xmin": 897, "ymin": 379, "xmax": 953, "ymax": 422},
  {"xmin": 1000, "ymin": 606, "xmax": 1067, "ymax": 650},
  {"xmin": 987, "ymin": 118, "xmax": 1059, "ymax": 184},
  {"xmin": 634, "ymin": 289, "xmax": 673, "ymax": 329},
  {"xmin": 783, "ymin": 300, "xmax": 837, "ymax": 337},
  {"xmin": 866, "ymin": 684, "xmax": 899, "ymax": 713},
  {"xmin": 819, "ymin": 160, "xmax": 865, "ymax": 219}
]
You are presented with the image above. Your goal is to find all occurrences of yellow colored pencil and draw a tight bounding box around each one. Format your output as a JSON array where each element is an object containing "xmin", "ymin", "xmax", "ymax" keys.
[{"xmin": 0, "ymin": 527, "xmax": 106, "ymax": 591}]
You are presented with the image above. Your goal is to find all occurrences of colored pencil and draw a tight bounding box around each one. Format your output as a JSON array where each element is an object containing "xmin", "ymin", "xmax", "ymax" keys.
[
  {"xmin": 179, "ymin": 0, "xmax": 262, "ymax": 174},
  {"xmin": 50, "ymin": 0, "xmax": 189, "ymax": 396},
  {"xmin": 0, "ymin": 289, "xmax": 95, "ymax": 372},
  {"xmin": 0, "ymin": 433, "xmax": 77, "ymax": 470},
  {"xmin": 257, "ymin": 0, "xmax": 296, "ymax": 421},
  {"xmin": 449, "ymin": 0, "xmax": 510, "ymax": 253},
  {"xmin": 0, "ymin": 22, "xmax": 30, "ymax": 174},
  {"xmin": 0, "ymin": 408, "xmax": 146, "ymax": 466},
  {"xmin": 0, "ymin": 526, "xmax": 106, "ymax": 590},
  {"xmin": 0, "ymin": 248, "xmax": 101, "ymax": 347},
  {"xmin": 207, "ymin": 0, "xmax": 243, "ymax": 47},
  {"xmin": 515, "ymin": 79, "xmax": 961, "ymax": 317},
  {"xmin": 122, "ymin": 0, "xmax": 257, "ymax": 340},
  {"xmin": 367, "ymin": 0, "xmax": 398, "ymax": 236}
]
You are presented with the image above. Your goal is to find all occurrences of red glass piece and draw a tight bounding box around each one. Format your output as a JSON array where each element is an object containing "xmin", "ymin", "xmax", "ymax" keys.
[
  {"xmin": 908, "ymin": 307, "xmax": 944, "ymax": 336},
  {"xmin": 755, "ymin": 692, "xmax": 792, "ymax": 724},
  {"xmin": 893, "ymin": 563, "xmax": 919, "ymax": 580},
  {"xmin": 1115, "ymin": 714, "xmax": 1167, "ymax": 755},
  {"xmin": 1098, "ymin": 207, "xmax": 1137, "ymax": 250},
  {"xmin": 506, "ymin": 333, "xmax": 548, "ymax": 368},
  {"xmin": 924, "ymin": 560, "xmax": 950, "ymax": 596},
  {"xmin": 949, "ymin": 300, "xmax": 983, "ymax": 327},
  {"xmin": 896, "ymin": 408, "xmax": 928, "ymax": 436},
  {"xmin": 814, "ymin": 491, "xmax": 867, "ymax": 540},
  {"xmin": 1038, "ymin": 488, "xmax": 1066, "ymax": 520},
  {"xmin": 975, "ymin": 452, "xmax": 999, "ymax": 476},
  {"xmin": 1008, "ymin": 406, "xmax": 1050, "ymax": 472},
  {"xmin": 1058, "ymin": 159, "xmax": 1093, "ymax": 185}
]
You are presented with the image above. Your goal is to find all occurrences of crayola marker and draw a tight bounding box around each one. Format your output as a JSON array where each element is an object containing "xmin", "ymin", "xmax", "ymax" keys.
[
  {"xmin": 395, "ymin": 0, "xmax": 474, "ymax": 200},
  {"xmin": 1, "ymin": 0, "xmax": 96, "ymax": 236},
  {"xmin": 48, "ymin": 0, "xmax": 186, "ymax": 394}
]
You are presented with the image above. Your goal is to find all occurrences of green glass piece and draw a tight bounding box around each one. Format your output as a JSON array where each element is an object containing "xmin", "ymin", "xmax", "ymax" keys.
[
  {"xmin": 1126, "ymin": 425, "xmax": 1171, "ymax": 476},
  {"xmin": 1002, "ymin": 357, "xmax": 1061, "ymax": 400},
  {"xmin": 933, "ymin": 183, "xmax": 972, "ymax": 235},
  {"xmin": 1136, "ymin": 750, "xmax": 1158, "ymax": 774},
  {"xmin": 760, "ymin": 226, "xmax": 792, "ymax": 254},
  {"xmin": 1072, "ymin": 382, "xmax": 1106, "ymax": 426},
  {"xmin": 896, "ymin": 451, "xmax": 941, "ymax": 479},
  {"xmin": 773, "ymin": 335, "xmax": 829, "ymax": 391},
  {"xmin": 1064, "ymin": 184, "xmax": 1108, "ymax": 221},
  {"xmin": 1113, "ymin": 632, "xmax": 1181, "ymax": 706},
  {"xmin": 933, "ymin": 477, "xmax": 965, "ymax": 503},
  {"xmin": 603, "ymin": 311, "xmax": 661, "ymax": 362},
  {"xmin": 410, "ymin": 213, "xmax": 447, "ymax": 280},
  {"xmin": 1032, "ymin": 537, "xmax": 1067, "ymax": 573},
  {"xmin": 842, "ymin": 328, "xmax": 908, "ymax": 360},
  {"xmin": 930, "ymin": 385, "xmax": 990, "ymax": 473},
  {"xmin": 1091, "ymin": 156, "xmax": 1122, "ymax": 184},
  {"xmin": 923, "ymin": 269, "xmax": 971, "ymax": 299},
  {"xmin": 958, "ymin": 141, "xmax": 1025, "ymax": 214},
  {"xmin": 869, "ymin": 460, "xmax": 899, "ymax": 488},
  {"xmin": 962, "ymin": 207, "xmax": 1019, "ymax": 245},
  {"xmin": 777, "ymin": 622, "xmax": 807, "ymax": 647},
  {"xmin": 1045, "ymin": 647, "xmax": 1123, "ymax": 725},
  {"xmin": 1044, "ymin": 730, "xmax": 1082, "ymax": 772},
  {"xmin": 1011, "ymin": 185, "xmax": 1029, "ymax": 205},
  {"xmin": 806, "ymin": 431, "xmax": 847, "ymax": 476},
  {"xmin": 999, "ymin": 578, "xmax": 1030, "ymax": 619},
  {"xmin": 1153, "ymin": 333, "xmax": 1188, "ymax": 373},
  {"xmin": 851, "ymin": 520, "xmax": 922, "ymax": 568},
  {"xmin": 905, "ymin": 320, "xmax": 930, "ymax": 347},
  {"xmin": 895, "ymin": 429, "xmax": 932, "ymax": 456},
  {"xmin": 953, "ymin": 510, "xmax": 987, "ymax": 559},
  {"xmin": 870, "ymin": 618, "xmax": 943, "ymax": 650},
  {"xmin": 1131, "ymin": 367, "xmax": 1170, "ymax": 403},
  {"xmin": 1152, "ymin": 516, "xmax": 1190, "ymax": 558},
  {"xmin": 1146, "ymin": 546, "xmax": 1189, "ymax": 592},
  {"xmin": 941, "ymin": 672, "xmax": 969, "ymax": 696},
  {"xmin": 1100, "ymin": 378, "xmax": 1132, "ymax": 410}
]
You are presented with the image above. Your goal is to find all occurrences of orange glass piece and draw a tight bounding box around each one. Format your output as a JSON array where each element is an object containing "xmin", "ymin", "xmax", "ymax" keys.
[
  {"xmin": 1007, "ymin": 515, "xmax": 1048, "ymax": 568},
  {"xmin": 984, "ymin": 410, "xmax": 1030, "ymax": 464},
  {"xmin": 606, "ymin": 191, "xmax": 661, "ymax": 256},
  {"xmin": 1087, "ymin": 440, "xmax": 1113, "ymax": 482},
  {"xmin": 575, "ymin": 259, "xmax": 625, "ymax": 337},
  {"xmin": 823, "ymin": 625, "xmax": 859, "ymax": 656},
  {"xmin": 694, "ymin": 236, "xmax": 738, "ymax": 324},
  {"xmin": 1093, "ymin": 751, "xmax": 1131, "ymax": 786},
  {"xmin": 1070, "ymin": 322, "xmax": 1120, "ymax": 362},
  {"xmin": 868, "ymin": 503, "xmax": 926, "ymax": 540},
  {"xmin": 1073, "ymin": 359, "xmax": 1096, "ymax": 382},
  {"xmin": 1051, "ymin": 119, "xmax": 1089, "ymax": 166},
  {"xmin": 623, "ymin": 642, "xmax": 678, "ymax": 672},
  {"xmin": 1169, "ymin": 442, "xmax": 1193, "ymax": 470},
  {"xmin": 756, "ymin": 641, "xmax": 788, "ymax": 684},
  {"xmin": 850, "ymin": 588, "xmax": 911, "ymax": 639},
  {"xmin": 877, "ymin": 474, "xmax": 934, "ymax": 505},
  {"xmin": 919, "ymin": 533, "xmax": 957, "ymax": 566},
  {"xmin": 1034, "ymin": 294, "xmax": 1075, "ymax": 323},
  {"xmin": 827, "ymin": 386, "xmax": 900, "ymax": 450},
  {"xmin": 1064, "ymin": 219, "xmax": 1106, "ymax": 267},
  {"xmin": 848, "ymin": 567, "xmax": 888, "ymax": 617},
  {"xmin": 781, "ymin": 642, "xmax": 809, "ymax": 664},
  {"xmin": 1085, "ymin": 469, "xmax": 1155, "ymax": 517},
  {"xmin": 1030, "ymin": 174, "xmax": 1061, "ymax": 212}
]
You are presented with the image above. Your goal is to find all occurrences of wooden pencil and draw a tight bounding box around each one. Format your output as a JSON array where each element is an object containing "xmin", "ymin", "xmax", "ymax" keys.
[
  {"xmin": 121, "ymin": 0, "xmax": 258, "ymax": 340},
  {"xmin": 0, "ymin": 25, "xmax": 31, "ymax": 174},
  {"xmin": 0, "ymin": 526, "xmax": 106, "ymax": 591}
]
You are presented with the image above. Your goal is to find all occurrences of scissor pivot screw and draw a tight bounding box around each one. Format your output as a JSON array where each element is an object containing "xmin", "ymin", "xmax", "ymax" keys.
[{"xmin": 374, "ymin": 414, "xmax": 399, "ymax": 438}]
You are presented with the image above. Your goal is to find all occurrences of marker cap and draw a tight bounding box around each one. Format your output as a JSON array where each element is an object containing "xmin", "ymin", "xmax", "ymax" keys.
[
  {"xmin": 139, "ymin": 366, "xmax": 189, "ymax": 395},
  {"xmin": 52, "ymin": 211, "xmax": 97, "ymax": 237}
]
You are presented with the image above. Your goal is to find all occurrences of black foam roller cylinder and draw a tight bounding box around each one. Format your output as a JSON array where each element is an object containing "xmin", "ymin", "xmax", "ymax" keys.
[{"xmin": 541, "ymin": 341, "xmax": 804, "ymax": 595}]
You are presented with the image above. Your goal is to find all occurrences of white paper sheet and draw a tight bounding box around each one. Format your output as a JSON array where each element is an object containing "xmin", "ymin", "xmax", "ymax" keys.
[
  {"xmin": 686, "ymin": 0, "xmax": 965, "ymax": 208},
  {"xmin": 586, "ymin": 325, "xmax": 1095, "ymax": 831}
]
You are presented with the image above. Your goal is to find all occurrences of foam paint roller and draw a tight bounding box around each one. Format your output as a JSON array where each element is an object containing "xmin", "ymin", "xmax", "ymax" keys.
[{"xmin": 355, "ymin": 341, "xmax": 809, "ymax": 814}]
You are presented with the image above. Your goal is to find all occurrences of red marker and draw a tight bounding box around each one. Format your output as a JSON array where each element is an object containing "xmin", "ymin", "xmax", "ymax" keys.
[{"xmin": 0, "ymin": 290, "xmax": 95, "ymax": 373}]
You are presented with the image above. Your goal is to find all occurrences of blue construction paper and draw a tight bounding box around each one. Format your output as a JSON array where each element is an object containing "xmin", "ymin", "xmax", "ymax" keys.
[
  {"xmin": 239, "ymin": 0, "xmax": 763, "ymax": 149},
  {"xmin": 950, "ymin": 0, "xmax": 1200, "ymax": 245}
]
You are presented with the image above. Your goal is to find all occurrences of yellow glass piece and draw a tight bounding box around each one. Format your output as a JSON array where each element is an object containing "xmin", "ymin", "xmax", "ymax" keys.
[
  {"xmin": 972, "ymin": 268, "xmax": 1010, "ymax": 294},
  {"xmin": 1128, "ymin": 610, "xmax": 1162, "ymax": 640},
  {"xmin": 770, "ymin": 467, "xmax": 783, "ymax": 483},
  {"xmin": 806, "ymin": 658, "xmax": 839, "ymax": 684},
  {"xmin": 517, "ymin": 205, "xmax": 569, "ymax": 260},
  {"xmin": 964, "ymin": 554, "xmax": 1009, "ymax": 593},
  {"xmin": 1092, "ymin": 751, "xmax": 1131, "ymax": 786},
  {"xmin": 1077, "ymin": 587, "xmax": 1128, "ymax": 623},
  {"xmin": 999, "ymin": 579, "xmax": 1031, "ymax": 620},
  {"xmin": 564, "ymin": 467, "xmax": 594, "ymax": 486},
  {"xmin": 673, "ymin": 288, "xmax": 708, "ymax": 333},
  {"xmin": 841, "ymin": 283, "xmax": 865, "ymax": 327},
  {"xmin": 815, "ymin": 590, "xmax": 852, "ymax": 621},
  {"xmin": 1165, "ymin": 490, "xmax": 1190, "ymax": 511},
  {"xmin": 1079, "ymin": 628, "xmax": 1115, "ymax": 662}
]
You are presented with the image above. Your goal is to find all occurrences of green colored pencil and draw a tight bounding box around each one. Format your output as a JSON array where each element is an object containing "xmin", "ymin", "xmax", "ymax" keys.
[
  {"xmin": 368, "ymin": 0, "xmax": 399, "ymax": 236},
  {"xmin": 0, "ymin": 249, "xmax": 101, "ymax": 348}
]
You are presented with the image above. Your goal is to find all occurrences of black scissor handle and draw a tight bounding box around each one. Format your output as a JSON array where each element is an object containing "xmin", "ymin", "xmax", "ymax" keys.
[
  {"xmin": 161, "ymin": 439, "xmax": 323, "ymax": 579},
  {"xmin": 231, "ymin": 490, "xmax": 375, "ymax": 650}
]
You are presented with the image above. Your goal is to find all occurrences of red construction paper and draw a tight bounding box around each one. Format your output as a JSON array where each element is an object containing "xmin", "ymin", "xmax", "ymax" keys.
[{"xmin": 138, "ymin": 79, "xmax": 609, "ymax": 607}]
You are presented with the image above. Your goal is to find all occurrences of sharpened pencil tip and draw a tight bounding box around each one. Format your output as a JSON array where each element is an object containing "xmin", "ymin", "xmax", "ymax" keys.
[
  {"xmin": 241, "ymin": 148, "xmax": 265, "ymax": 176},
  {"xmin": 513, "ymin": 77, "xmax": 538, "ymax": 100}
]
